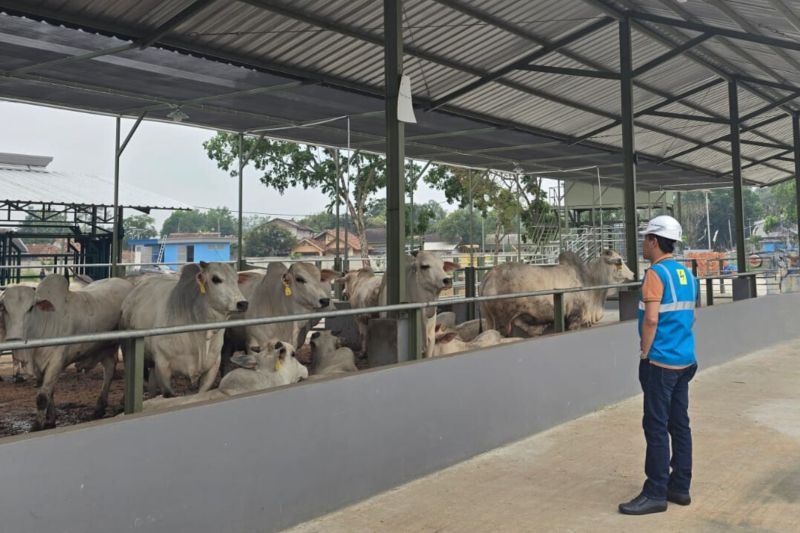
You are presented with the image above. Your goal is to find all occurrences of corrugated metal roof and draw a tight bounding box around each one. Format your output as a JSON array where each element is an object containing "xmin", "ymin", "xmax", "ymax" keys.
[
  {"xmin": 0, "ymin": 160, "xmax": 190, "ymax": 211},
  {"xmin": 0, "ymin": 0, "xmax": 799, "ymax": 190}
]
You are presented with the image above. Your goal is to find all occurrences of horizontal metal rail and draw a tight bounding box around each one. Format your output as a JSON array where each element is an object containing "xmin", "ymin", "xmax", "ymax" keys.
[{"xmin": 0, "ymin": 261, "xmax": 236, "ymax": 270}]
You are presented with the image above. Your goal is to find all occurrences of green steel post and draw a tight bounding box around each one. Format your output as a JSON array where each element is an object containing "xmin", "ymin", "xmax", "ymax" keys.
[
  {"xmin": 112, "ymin": 117, "xmax": 121, "ymax": 278},
  {"xmin": 553, "ymin": 292, "xmax": 565, "ymax": 333},
  {"xmin": 237, "ymin": 133, "xmax": 245, "ymax": 270},
  {"xmin": 384, "ymin": 0, "xmax": 406, "ymax": 308},
  {"xmin": 124, "ymin": 336, "xmax": 145, "ymax": 414},
  {"xmin": 465, "ymin": 266, "xmax": 476, "ymax": 321},
  {"xmin": 706, "ymin": 278, "xmax": 714, "ymax": 307},
  {"xmin": 729, "ymin": 80, "xmax": 747, "ymax": 273},
  {"xmin": 619, "ymin": 16, "xmax": 640, "ymax": 281}
]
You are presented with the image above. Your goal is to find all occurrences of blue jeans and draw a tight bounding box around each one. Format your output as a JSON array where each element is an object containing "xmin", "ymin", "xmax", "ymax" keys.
[{"xmin": 638, "ymin": 359, "xmax": 698, "ymax": 499}]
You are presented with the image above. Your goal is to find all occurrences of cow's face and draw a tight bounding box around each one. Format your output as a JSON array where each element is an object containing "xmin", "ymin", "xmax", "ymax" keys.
[
  {"xmin": 338, "ymin": 268, "xmax": 373, "ymax": 300},
  {"xmin": 282, "ymin": 263, "xmax": 340, "ymax": 312},
  {"xmin": 410, "ymin": 251, "xmax": 457, "ymax": 295},
  {"xmin": 0, "ymin": 286, "xmax": 46, "ymax": 341},
  {"xmin": 265, "ymin": 340, "xmax": 308, "ymax": 383},
  {"xmin": 196, "ymin": 262, "xmax": 248, "ymax": 315},
  {"xmin": 309, "ymin": 330, "xmax": 341, "ymax": 357},
  {"xmin": 601, "ymin": 250, "xmax": 636, "ymax": 283}
]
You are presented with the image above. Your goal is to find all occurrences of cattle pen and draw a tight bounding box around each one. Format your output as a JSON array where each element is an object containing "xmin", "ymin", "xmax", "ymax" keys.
[{"xmin": 3, "ymin": 1, "xmax": 800, "ymax": 532}]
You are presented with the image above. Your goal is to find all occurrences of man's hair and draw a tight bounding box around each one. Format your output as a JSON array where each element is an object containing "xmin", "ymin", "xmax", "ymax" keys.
[{"xmin": 650, "ymin": 234, "xmax": 675, "ymax": 254}]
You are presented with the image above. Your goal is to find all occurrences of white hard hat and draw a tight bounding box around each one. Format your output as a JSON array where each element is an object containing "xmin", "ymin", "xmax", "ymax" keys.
[{"xmin": 640, "ymin": 215, "xmax": 682, "ymax": 241}]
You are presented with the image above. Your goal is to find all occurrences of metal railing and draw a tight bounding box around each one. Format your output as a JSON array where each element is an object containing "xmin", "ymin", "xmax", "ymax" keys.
[{"xmin": 0, "ymin": 267, "xmax": 765, "ymax": 423}]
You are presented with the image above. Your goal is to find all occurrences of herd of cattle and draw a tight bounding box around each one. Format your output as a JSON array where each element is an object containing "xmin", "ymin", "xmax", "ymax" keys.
[{"xmin": 0, "ymin": 250, "xmax": 634, "ymax": 430}]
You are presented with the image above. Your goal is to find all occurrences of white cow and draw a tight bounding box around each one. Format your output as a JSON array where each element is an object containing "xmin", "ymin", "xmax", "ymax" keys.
[
  {"xmin": 308, "ymin": 330, "xmax": 357, "ymax": 377},
  {"xmin": 225, "ymin": 263, "xmax": 340, "ymax": 365},
  {"xmin": 142, "ymin": 341, "xmax": 307, "ymax": 411},
  {"xmin": 0, "ymin": 275, "xmax": 133, "ymax": 429},
  {"xmin": 346, "ymin": 251, "xmax": 457, "ymax": 356},
  {"xmin": 120, "ymin": 262, "xmax": 247, "ymax": 397},
  {"xmin": 431, "ymin": 324, "xmax": 523, "ymax": 357},
  {"xmin": 480, "ymin": 250, "xmax": 634, "ymax": 337}
]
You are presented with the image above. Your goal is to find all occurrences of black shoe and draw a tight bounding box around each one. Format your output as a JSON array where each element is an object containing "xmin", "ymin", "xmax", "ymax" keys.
[
  {"xmin": 619, "ymin": 493, "xmax": 668, "ymax": 515},
  {"xmin": 667, "ymin": 490, "xmax": 691, "ymax": 506}
]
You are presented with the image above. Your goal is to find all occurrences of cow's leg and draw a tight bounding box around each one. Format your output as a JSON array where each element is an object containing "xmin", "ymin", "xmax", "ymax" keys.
[
  {"xmin": 153, "ymin": 355, "xmax": 175, "ymax": 398},
  {"xmin": 93, "ymin": 350, "xmax": 117, "ymax": 419},
  {"xmin": 33, "ymin": 356, "xmax": 65, "ymax": 431},
  {"xmin": 197, "ymin": 355, "xmax": 221, "ymax": 393}
]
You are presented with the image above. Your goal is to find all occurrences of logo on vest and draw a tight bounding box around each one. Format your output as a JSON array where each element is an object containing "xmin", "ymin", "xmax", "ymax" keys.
[{"xmin": 677, "ymin": 269, "xmax": 688, "ymax": 286}]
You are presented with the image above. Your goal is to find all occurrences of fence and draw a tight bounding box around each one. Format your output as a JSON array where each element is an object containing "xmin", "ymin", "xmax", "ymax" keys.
[{"xmin": 0, "ymin": 265, "xmax": 761, "ymax": 422}]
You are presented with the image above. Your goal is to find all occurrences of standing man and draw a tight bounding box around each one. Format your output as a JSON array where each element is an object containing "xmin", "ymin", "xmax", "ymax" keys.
[{"xmin": 620, "ymin": 215, "xmax": 698, "ymax": 515}]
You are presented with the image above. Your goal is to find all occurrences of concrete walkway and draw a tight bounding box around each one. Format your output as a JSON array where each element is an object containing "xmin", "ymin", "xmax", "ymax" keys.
[{"xmin": 287, "ymin": 340, "xmax": 800, "ymax": 533}]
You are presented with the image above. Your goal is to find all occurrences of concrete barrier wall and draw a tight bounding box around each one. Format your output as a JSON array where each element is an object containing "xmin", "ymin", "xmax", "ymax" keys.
[{"xmin": 1, "ymin": 293, "xmax": 798, "ymax": 533}]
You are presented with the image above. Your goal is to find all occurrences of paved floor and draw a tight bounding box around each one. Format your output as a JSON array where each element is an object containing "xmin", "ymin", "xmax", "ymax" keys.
[{"xmin": 287, "ymin": 340, "xmax": 800, "ymax": 533}]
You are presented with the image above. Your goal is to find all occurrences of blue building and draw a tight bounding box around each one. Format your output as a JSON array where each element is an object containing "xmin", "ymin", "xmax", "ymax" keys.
[{"xmin": 129, "ymin": 232, "xmax": 233, "ymax": 271}]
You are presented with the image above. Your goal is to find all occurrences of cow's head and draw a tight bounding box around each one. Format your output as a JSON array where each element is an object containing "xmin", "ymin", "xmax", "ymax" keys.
[
  {"xmin": 233, "ymin": 340, "xmax": 308, "ymax": 384},
  {"xmin": 600, "ymin": 250, "xmax": 635, "ymax": 283},
  {"xmin": 337, "ymin": 268, "xmax": 373, "ymax": 300},
  {"xmin": 192, "ymin": 262, "xmax": 248, "ymax": 315},
  {"xmin": 409, "ymin": 251, "xmax": 457, "ymax": 296},
  {"xmin": 0, "ymin": 285, "xmax": 47, "ymax": 341},
  {"xmin": 309, "ymin": 330, "xmax": 341, "ymax": 357},
  {"xmin": 282, "ymin": 263, "xmax": 341, "ymax": 312}
]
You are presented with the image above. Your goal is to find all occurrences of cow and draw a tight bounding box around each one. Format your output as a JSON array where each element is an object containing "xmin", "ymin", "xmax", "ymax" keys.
[
  {"xmin": 142, "ymin": 340, "xmax": 306, "ymax": 411},
  {"xmin": 308, "ymin": 330, "xmax": 357, "ymax": 377},
  {"xmin": 223, "ymin": 262, "xmax": 340, "ymax": 371},
  {"xmin": 346, "ymin": 251, "xmax": 457, "ymax": 356},
  {"xmin": 432, "ymin": 324, "xmax": 523, "ymax": 357},
  {"xmin": 479, "ymin": 250, "xmax": 635, "ymax": 337},
  {"xmin": 120, "ymin": 262, "xmax": 247, "ymax": 398},
  {"xmin": 0, "ymin": 275, "xmax": 133, "ymax": 429},
  {"xmin": 337, "ymin": 267, "xmax": 382, "ymax": 355}
]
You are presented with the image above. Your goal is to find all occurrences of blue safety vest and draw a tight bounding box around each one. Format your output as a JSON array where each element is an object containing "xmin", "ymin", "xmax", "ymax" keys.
[{"xmin": 638, "ymin": 259, "xmax": 697, "ymax": 367}]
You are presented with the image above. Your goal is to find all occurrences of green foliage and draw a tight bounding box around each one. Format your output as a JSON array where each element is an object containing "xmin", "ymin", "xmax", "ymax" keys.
[
  {"xmin": 161, "ymin": 207, "xmax": 237, "ymax": 237},
  {"xmin": 435, "ymin": 208, "xmax": 490, "ymax": 245},
  {"xmin": 763, "ymin": 214, "xmax": 780, "ymax": 234},
  {"xmin": 365, "ymin": 199, "xmax": 445, "ymax": 237},
  {"xmin": 244, "ymin": 223, "xmax": 297, "ymax": 257},
  {"xmin": 19, "ymin": 212, "xmax": 70, "ymax": 243},
  {"xmin": 123, "ymin": 214, "xmax": 157, "ymax": 243},
  {"xmin": 299, "ymin": 212, "xmax": 353, "ymax": 232},
  {"xmin": 681, "ymin": 189, "xmax": 763, "ymax": 248}
]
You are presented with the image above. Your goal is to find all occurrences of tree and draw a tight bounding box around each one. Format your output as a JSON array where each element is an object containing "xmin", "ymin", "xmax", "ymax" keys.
[
  {"xmin": 436, "ymin": 208, "xmax": 485, "ymax": 244},
  {"xmin": 244, "ymin": 223, "xmax": 297, "ymax": 257},
  {"xmin": 364, "ymin": 199, "xmax": 444, "ymax": 238},
  {"xmin": 123, "ymin": 214, "xmax": 157, "ymax": 244},
  {"xmin": 204, "ymin": 133, "xmax": 449, "ymax": 265},
  {"xmin": 19, "ymin": 212, "xmax": 69, "ymax": 243},
  {"xmin": 681, "ymin": 189, "xmax": 762, "ymax": 249},
  {"xmin": 299, "ymin": 211, "xmax": 354, "ymax": 233},
  {"xmin": 161, "ymin": 207, "xmax": 237, "ymax": 237}
]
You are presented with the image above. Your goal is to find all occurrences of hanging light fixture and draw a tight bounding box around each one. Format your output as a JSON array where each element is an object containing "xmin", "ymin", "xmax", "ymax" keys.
[{"xmin": 167, "ymin": 105, "xmax": 189, "ymax": 123}]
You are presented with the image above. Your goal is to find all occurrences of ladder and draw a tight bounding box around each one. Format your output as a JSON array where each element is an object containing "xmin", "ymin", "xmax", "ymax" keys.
[{"xmin": 155, "ymin": 235, "xmax": 168, "ymax": 265}]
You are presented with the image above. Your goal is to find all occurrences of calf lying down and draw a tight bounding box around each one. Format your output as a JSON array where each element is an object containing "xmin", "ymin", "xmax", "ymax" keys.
[
  {"xmin": 307, "ymin": 330, "xmax": 358, "ymax": 379},
  {"xmin": 432, "ymin": 324, "xmax": 523, "ymax": 357},
  {"xmin": 142, "ymin": 341, "xmax": 307, "ymax": 412}
]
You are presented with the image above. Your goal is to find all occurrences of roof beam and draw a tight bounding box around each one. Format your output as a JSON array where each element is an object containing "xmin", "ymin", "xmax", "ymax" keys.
[
  {"xmin": 740, "ymin": 139, "xmax": 792, "ymax": 151},
  {"xmin": 641, "ymin": 110, "xmax": 728, "ymax": 124},
  {"xmin": 582, "ymin": 0, "xmax": 796, "ymax": 141},
  {"xmin": 428, "ymin": 17, "xmax": 614, "ymax": 110},
  {"xmin": 3, "ymin": 0, "xmax": 218, "ymax": 75},
  {"xmin": 627, "ymin": 10, "xmax": 800, "ymax": 52},
  {"xmin": 515, "ymin": 65, "xmax": 620, "ymax": 80},
  {"xmin": 740, "ymin": 91, "xmax": 800, "ymax": 122},
  {"xmin": 572, "ymin": 78, "xmax": 725, "ymax": 144},
  {"xmin": 632, "ymin": 32, "xmax": 713, "ymax": 77},
  {"xmin": 658, "ymin": 114, "xmax": 787, "ymax": 163}
]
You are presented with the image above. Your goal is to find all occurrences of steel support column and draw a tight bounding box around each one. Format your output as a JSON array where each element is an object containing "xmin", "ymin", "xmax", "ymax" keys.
[
  {"xmin": 729, "ymin": 80, "xmax": 747, "ymax": 273},
  {"xmin": 793, "ymin": 113, "xmax": 800, "ymax": 245},
  {"xmin": 384, "ymin": 0, "xmax": 406, "ymax": 307},
  {"xmin": 334, "ymin": 148, "xmax": 342, "ymax": 273},
  {"xmin": 111, "ymin": 117, "xmax": 121, "ymax": 277},
  {"xmin": 237, "ymin": 133, "xmax": 245, "ymax": 269},
  {"xmin": 619, "ymin": 17, "xmax": 639, "ymax": 279}
]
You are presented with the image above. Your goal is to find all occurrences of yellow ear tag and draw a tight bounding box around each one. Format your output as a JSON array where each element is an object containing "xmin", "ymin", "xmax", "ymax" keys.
[
  {"xmin": 198, "ymin": 280, "xmax": 206, "ymax": 295},
  {"xmin": 283, "ymin": 285, "xmax": 292, "ymax": 297},
  {"xmin": 275, "ymin": 359, "xmax": 283, "ymax": 371}
]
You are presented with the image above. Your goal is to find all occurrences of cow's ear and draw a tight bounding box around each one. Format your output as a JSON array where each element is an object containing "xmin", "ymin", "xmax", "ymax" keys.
[
  {"xmin": 436, "ymin": 332, "xmax": 458, "ymax": 344},
  {"xmin": 199, "ymin": 261, "xmax": 209, "ymax": 269},
  {"xmin": 443, "ymin": 261, "xmax": 458, "ymax": 272},
  {"xmin": 237, "ymin": 272, "xmax": 253, "ymax": 284},
  {"xmin": 320, "ymin": 269, "xmax": 341, "ymax": 282},
  {"xmin": 35, "ymin": 299, "xmax": 55, "ymax": 312},
  {"xmin": 230, "ymin": 353, "xmax": 258, "ymax": 369},
  {"xmin": 435, "ymin": 323, "xmax": 444, "ymax": 332},
  {"xmin": 195, "ymin": 271, "xmax": 207, "ymax": 294},
  {"xmin": 282, "ymin": 272, "xmax": 293, "ymax": 285},
  {"xmin": 410, "ymin": 250, "xmax": 419, "ymax": 257}
]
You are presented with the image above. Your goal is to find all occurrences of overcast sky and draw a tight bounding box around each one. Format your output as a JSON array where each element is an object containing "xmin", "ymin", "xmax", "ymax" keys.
[{"xmin": 0, "ymin": 101, "xmax": 450, "ymax": 230}]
